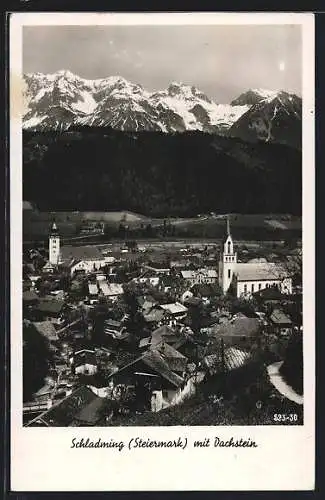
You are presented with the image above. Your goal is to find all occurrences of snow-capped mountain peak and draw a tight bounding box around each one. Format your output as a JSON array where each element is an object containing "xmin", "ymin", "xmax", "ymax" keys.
[
  {"xmin": 22, "ymin": 70, "xmax": 301, "ymax": 147},
  {"xmin": 250, "ymin": 88, "xmax": 279, "ymax": 99}
]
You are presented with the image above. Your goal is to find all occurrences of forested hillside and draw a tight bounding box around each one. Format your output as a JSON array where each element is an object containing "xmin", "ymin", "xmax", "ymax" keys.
[{"xmin": 23, "ymin": 127, "xmax": 302, "ymax": 216}]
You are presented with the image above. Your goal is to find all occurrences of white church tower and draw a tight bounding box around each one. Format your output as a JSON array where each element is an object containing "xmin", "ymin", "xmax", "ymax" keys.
[
  {"xmin": 218, "ymin": 216, "xmax": 237, "ymax": 294},
  {"xmin": 49, "ymin": 221, "xmax": 60, "ymax": 266}
]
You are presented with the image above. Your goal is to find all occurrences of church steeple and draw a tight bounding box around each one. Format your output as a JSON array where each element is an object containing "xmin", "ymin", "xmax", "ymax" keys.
[
  {"xmin": 49, "ymin": 220, "xmax": 60, "ymax": 266},
  {"xmin": 219, "ymin": 216, "xmax": 237, "ymax": 293}
]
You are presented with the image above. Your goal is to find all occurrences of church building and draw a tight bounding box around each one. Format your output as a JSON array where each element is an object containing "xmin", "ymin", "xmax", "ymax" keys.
[
  {"xmin": 218, "ymin": 218, "xmax": 292, "ymax": 298},
  {"xmin": 44, "ymin": 222, "xmax": 106, "ymax": 275}
]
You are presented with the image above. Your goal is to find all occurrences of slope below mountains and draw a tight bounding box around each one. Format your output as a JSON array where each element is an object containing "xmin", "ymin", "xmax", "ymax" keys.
[
  {"xmin": 23, "ymin": 128, "xmax": 302, "ymax": 216},
  {"xmin": 23, "ymin": 71, "xmax": 301, "ymax": 148}
]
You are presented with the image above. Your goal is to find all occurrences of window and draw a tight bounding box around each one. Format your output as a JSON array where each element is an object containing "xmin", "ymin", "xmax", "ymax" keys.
[
  {"xmin": 227, "ymin": 242, "xmax": 231, "ymax": 254},
  {"xmin": 251, "ymin": 284, "xmax": 254, "ymax": 293},
  {"xmin": 258, "ymin": 283, "xmax": 262, "ymax": 290},
  {"xmin": 244, "ymin": 284, "xmax": 247, "ymax": 293},
  {"xmin": 228, "ymin": 269, "xmax": 231, "ymax": 279}
]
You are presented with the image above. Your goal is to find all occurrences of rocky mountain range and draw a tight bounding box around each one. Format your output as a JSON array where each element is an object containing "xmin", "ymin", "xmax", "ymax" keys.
[{"xmin": 23, "ymin": 70, "xmax": 302, "ymax": 148}]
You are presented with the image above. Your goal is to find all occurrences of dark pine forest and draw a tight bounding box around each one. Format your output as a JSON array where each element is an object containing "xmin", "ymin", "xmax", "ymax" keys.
[{"xmin": 23, "ymin": 127, "xmax": 302, "ymax": 216}]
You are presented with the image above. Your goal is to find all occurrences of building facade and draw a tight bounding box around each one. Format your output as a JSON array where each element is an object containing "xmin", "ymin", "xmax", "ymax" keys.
[{"xmin": 218, "ymin": 219, "xmax": 292, "ymax": 298}]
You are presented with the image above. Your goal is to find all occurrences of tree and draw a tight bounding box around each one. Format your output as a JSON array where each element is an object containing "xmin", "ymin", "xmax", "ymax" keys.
[
  {"xmin": 23, "ymin": 322, "xmax": 54, "ymax": 402},
  {"xmin": 282, "ymin": 252, "xmax": 302, "ymax": 288},
  {"xmin": 279, "ymin": 331, "xmax": 303, "ymax": 395},
  {"xmin": 123, "ymin": 288, "xmax": 146, "ymax": 341}
]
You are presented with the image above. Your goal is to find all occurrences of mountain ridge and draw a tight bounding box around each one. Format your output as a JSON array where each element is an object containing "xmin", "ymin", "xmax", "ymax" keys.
[{"xmin": 23, "ymin": 70, "xmax": 301, "ymax": 147}]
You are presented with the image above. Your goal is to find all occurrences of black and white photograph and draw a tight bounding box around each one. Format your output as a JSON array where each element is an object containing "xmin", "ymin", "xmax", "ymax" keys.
[{"xmin": 10, "ymin": 12, "xmax": 315, "ymax": 491}]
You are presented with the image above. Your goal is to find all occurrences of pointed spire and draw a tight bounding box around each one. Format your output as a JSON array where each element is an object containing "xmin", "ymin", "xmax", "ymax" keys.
[
  {"xmin": 226, "ymin": 215, "xmax": 231, "ymax": 237},
  {"xmin": 50, "ymin": 220, "xmax": 58, "ymax": 234}
]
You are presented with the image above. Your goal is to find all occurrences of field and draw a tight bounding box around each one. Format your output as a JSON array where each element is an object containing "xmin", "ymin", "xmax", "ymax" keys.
[{"xmin": 23, "ymin": 208, "xmax": 302, "ymax": 244}]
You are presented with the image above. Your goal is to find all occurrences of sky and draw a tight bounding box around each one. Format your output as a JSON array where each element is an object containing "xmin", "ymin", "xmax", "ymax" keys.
[{"xmin": 23, "ymin": 24, "xmax": 302, "ymax": 103}]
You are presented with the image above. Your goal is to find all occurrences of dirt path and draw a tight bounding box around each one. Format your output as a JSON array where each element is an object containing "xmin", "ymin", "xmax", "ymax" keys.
[{"xmin": 267, "ymin": 361, "xmax": 303, "ymax": 405}]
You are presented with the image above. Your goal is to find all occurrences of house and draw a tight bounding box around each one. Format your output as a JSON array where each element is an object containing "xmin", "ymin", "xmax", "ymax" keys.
[
  {"xmin": 103, "ymin": 319, "xmax": 131, "ymax": 347},
  {"xmin": 24, "ymin": 385, "xmax": 108, "ymax": 427},
  {"xmin": 98, "ymin": 282, "xmax": 123, "ymax": 301},
  {"xmin": 143, "ymin": 307, "xmax": 166, "ymax": 328},
  {"xmin": 203, "ymin": 347, "xmax": 252, "ymax": 376},
  {"xmin": 109, "ymin": 349, "xmax": 188, "ymax": 412},
  {"xmin": 32, "ymin": 320, "xmax": 59, "ymax": 345},
  {"xmin": 144, "ymin": 264, "xmax": 170, "ymax": 275},
  {"xmin": 23, "ymin": 290, "xmax": 39, "ymax": 317},
  {"xmin": 209, "ymin": 315, "xmax": 261, "ymax": 349},
  {"xmin": 72, "ymin": 349, "xmax": 98, "ymax": 376},
  {"xmin": 34, "ymin": 297, "xmax": 66, "ymax": 325},
  {"xmin": 253, "ymin": 286, "xmax": 288, "ymax": 305},
  {"xmin": 142, "ymin": 298, "xmax": 158, "ymax": 314},
  {"xmin": 143, "ymin": 325, "xmax": 198, "ymax": 363},
  {"xmin": 218, "ymin": 218, "xmax": 292, "ymax": 297},
  {"xmin": 104, "ymin": 318, "xmax": 123, "ymax": 337},
  {"xmin": 147, "ymin": 324, "xmax": 177, "ymax": 347},
  {"xmin": 154, "ymin": 342, "xmax": 188, "ymax": 375},
  {"xmin": 181, "ymin": 268, "xmax": 218, "ymax": 286},
  {"xmin": 183, "ymin": 296, "xmax": 203, "ymax": 307},
  {"xmin": 160, "ymin": 302, "xmax": 188, "ymax": 324},
  {"xmin": 133, "ymin": 271, "xmax": 160, "ymax": 287},
  {"xmin": 269, "ymin": 308, "xmax": 293, "ymax": 336}
]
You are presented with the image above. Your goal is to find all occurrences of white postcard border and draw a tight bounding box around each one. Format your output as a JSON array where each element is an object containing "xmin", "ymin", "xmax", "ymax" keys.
[{"xmin": 10, "ymin": 12, "xmax": 315, "ymax": 492}]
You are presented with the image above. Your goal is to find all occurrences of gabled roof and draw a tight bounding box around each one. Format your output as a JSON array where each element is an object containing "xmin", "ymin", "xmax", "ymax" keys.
[
  {"xmin": 73, "ymin": 396, "xmax": 109, "ymax": 425},
  {"xmin": 109, "ymin": 349, "xmax": 184, "ymax": 389},
  {"xmin": 210, "ymin": 316, "xmax": 261, "ymax": 339},
  {"xmin": 61, "ymin": 245, "xmax": 103, "ymax": 262},
  {"xmin": 235, "ymin": 262, "xmax": 289, "ymax": 282},
  {"xmin": 143, "ymin": 308, "xmax": 165, "ymax": 323},
  {"xmin": 74, "ymin": 350, "xmax": 97, "ymax": 367},
  {"xmin": 25, "ymin": 385, "xmax": 99, "ymax": 427},
  {"xmin": 98, "ymin": 281, "xmax": 123, "ymax": 297},
  {"xmin": 36, "ymin": 298, "xmax": 65, "ymax": 315},
  {"xmin": 181, "ymin": 270, "xmax": 195, "ymax": 279},
  {"xmin": 32, "ymin": 321, "xmax": 58, "ymax": 342},
  {"xmin": 253, "ymin": 286, "xmax": 287, "ymax": 301},
  {"xmin": 155, "ymin": 341, "xmax": 187, "ymax": 360},
  {"xmin": 160, "ymin": 302, "xmax": 188, "ymax": 315},
  {"xmin": 151, "ymin": 324, "xmax": 175, "ymax": 340},
  {"xmin": 141, "ymin": 350, "xmax": 184, "ymax": 388},
  {"xmin": 104, "ymin": 318, "xmax": 122, "ymax": 330},
  {"xmin": 204, "ymin": 347, "xmax": 252, "ymax": 375},
  {"xmin": 270, "ymin": 309, "xmax": 292, "ymax": 326}
]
